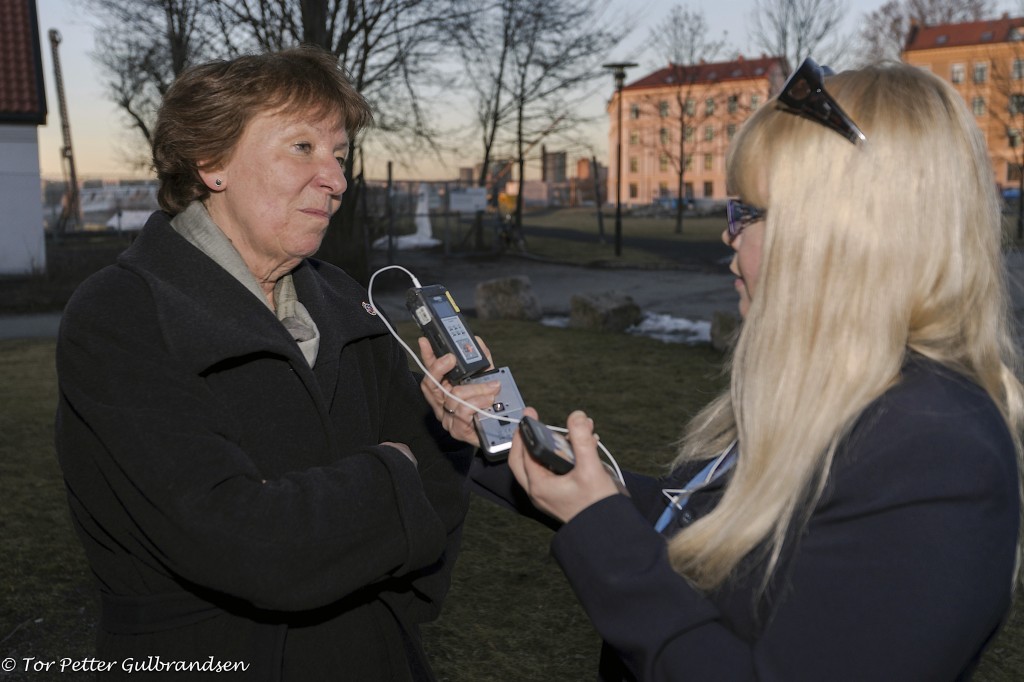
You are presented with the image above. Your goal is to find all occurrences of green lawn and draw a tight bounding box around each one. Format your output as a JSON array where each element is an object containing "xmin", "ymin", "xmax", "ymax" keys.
[
  {"xmin": 3, "ymin": 205, "xmax": 1023, "ymax": 678},
  {"xmin": 2, "ymin": 323, "xmax": 1023, "ymax": 680}
]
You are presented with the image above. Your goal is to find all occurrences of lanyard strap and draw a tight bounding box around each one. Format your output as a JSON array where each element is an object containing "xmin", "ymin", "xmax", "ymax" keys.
[{"xmin": 654, "ymin": 442, "xmax": 737, "ymax": 533}]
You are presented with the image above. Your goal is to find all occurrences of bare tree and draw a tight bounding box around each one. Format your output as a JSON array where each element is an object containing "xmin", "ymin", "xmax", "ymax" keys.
[
  {"xmin": 443, "ymin": 0, "xmax": 630, "ymax": 247},
  {"xmin": 83, "ymin": 0, "xmax": 456, "ymax": 283},
  {"xmin": 204, "ymin": 0, "xmax": 456, "ymax": 278},
  {"xmin": 856, "ymin": 0, "xmax": 995, "ymax": 63},
  {"xmin": 444, "ymin": 0, "xmax": 519, "ymax": 192},
  {"xmin": 645, "ymin": 4, "xmax": 729, "ymax": 234},
  {"xmin": 500, "ymin": 0, "xmax": 629, "ymax": 238},
  {"xmin": 749, "ymin": 0, "xmax": 848, "ymax": 70},
  {"xmin": 83, "ymin": 0, "xmax": 212, "ymax": 169},
  {"xmin": 986, "ymin": 45, "xmax": 1024, "ymax": 238}
]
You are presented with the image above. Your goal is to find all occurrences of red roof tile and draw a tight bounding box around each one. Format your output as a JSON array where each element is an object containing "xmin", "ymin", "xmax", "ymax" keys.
[
  {"xmin": 0, "ymin": 0, "xmax": 47, "ymax": 124},
  {"xmin": 904, "ymin": 15, "xmax": 1024, "ymax": 52},
  {"xmin": 623, "ymin": 55, "xmax": 790, "ymax": 92}
]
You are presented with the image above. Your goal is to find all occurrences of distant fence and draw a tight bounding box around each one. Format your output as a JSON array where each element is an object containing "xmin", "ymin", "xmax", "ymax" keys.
[{"xmin": 358, "ymin": 178, "xmax": 511, "ymax": 256}]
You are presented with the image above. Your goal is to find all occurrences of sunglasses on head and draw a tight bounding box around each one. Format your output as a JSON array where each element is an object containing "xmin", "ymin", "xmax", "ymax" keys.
[
  {"xmin": 726, "ymin": 199, "xmax": 766, "ymax": 244},
  {"xmin": 777, "ymin": 57, "xmax": 866, "ymax": 145}
]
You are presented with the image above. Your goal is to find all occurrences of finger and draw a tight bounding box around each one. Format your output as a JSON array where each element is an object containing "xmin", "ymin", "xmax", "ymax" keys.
[
  {"xmin": 474, "ymin": 335, "xmax": 495, "ymax": 369},
  {"xmin": 418, "ymin": 338, "xmax": 456, "ymax": 416},
  {"xmin": 445, "ymin": 408, "xmax": 481, "ymax": 447},
  {"xmin": 564, "ymin": 410, "xmax": 602, "ymax": 471},
  {"xmin": 451, "ymin": 379, "xmax": 502, "ymax": 404},
  {"xmin": 417, "ymin": 336, "xmax": 438, "ymax": 365},
  {"xmin": 507, "ymin": 406, "xmax": 539, "ymax": 489}
]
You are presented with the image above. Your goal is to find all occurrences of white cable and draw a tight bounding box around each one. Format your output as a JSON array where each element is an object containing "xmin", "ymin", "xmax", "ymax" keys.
[
  {"xmin": 366, "ymin": 265, "xmax": 625, "ymax": 485},
  {"xmin": 367, "ymin": 265, "xmax": 495, "ymax": 417}
]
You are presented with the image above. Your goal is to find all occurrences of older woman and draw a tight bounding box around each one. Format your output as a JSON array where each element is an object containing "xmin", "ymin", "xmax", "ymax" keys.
[
  {"xmin": 55, "ymin": 47, "xmax": 470, "ymax": 680},
  {"xmin": 422, "ymin": 60, "xmax": 1023, "ymax": 680}
]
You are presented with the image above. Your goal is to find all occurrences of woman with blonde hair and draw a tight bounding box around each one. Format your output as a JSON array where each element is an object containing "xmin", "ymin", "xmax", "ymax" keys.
[{"xmin": 422, "ymin": 59, "xmax": 1023, "ymax": 680}]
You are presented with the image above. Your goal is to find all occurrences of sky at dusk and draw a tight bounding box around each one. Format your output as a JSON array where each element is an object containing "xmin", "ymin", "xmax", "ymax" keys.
[{"xmin": 29, "ymin": 0, "xmax": 1021, "ymax": 183}]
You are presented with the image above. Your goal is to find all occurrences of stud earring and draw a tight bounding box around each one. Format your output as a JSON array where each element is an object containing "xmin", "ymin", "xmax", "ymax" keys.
[{"xmin": 214, "ymin": 179, "xmax": 223, "ymax": 187}]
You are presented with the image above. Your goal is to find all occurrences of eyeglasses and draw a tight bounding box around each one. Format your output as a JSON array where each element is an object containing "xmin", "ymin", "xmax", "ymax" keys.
[
  {"xmin": 776, "ymin": 57, "xmax": 866, "ymax": 145},
  {"xmin": 726, "ymin": 199, "xmax": 766, "ymax": 243}
]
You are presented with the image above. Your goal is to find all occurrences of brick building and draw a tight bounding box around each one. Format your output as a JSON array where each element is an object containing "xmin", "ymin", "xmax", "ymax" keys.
[
  {"xmin": 902, "ymin": 15, "xmax": 1024, "ymax": 192},
  {"xmin": 606, "ymin": 55, "xmax": 788, "ymax": 208}
]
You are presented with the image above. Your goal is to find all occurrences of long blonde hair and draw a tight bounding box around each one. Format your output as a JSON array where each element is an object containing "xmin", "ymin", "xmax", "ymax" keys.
[{"xmin": 669, "ymin": 61, "xmax": 1024, "ymax": 591}]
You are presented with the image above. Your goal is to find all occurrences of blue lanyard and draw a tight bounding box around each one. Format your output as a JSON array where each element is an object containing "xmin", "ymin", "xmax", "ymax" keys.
[{"xmin": 654, "ymin": 441, "xmax": 738, "ymax": 533}]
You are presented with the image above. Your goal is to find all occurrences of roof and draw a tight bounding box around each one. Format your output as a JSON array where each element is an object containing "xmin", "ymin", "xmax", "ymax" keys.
[
  {"xmin": 623, "ymin": 55, "xmax": 789, "ymax": 92},
  {"xmin": 0, "ymin": 0, "xmax": 47, "ymax": 125},
  {"xmin": 904, "ymin": 15, "xmax": 1024, "ymax": 52}
]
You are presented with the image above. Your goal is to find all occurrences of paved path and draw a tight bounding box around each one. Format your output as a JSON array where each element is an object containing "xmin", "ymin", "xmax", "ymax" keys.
[
  {"xmin": 365, "ymin": 248, "xmax": 737, "ymax": 325},
  {"xmin": 0, "ymin": 311, "xmax": 62, "ymax": 340},
  {"xmin": 5, "ymin": 248, "xmax": 1024, "ymax": 341}
]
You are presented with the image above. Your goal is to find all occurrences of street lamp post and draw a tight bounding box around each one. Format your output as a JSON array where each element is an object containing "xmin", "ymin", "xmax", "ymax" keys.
[{"xmin": 603, "ymin": 62, "xmax": 637, "ymax": 257}]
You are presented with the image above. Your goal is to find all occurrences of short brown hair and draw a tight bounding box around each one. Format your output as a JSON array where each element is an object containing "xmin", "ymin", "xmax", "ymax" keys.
[{"xmin": 152, "ymin": 46, "xmax": 373, "ymax": 214}]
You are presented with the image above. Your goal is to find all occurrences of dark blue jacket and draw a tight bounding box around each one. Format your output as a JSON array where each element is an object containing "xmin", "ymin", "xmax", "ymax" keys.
[{"xmin": 475, "ymin": 356, "xmax": 1020, "ymax": 680}]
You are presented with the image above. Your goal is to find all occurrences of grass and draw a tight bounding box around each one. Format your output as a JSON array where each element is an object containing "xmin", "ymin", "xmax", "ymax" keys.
[
  {"xmin": 2, "ymin": 324, "xmax": 1023, "ymax": 680},
  {"xmin": 518, "ymin": 208, "xmax": 730, "ymax": 267},
  {"xmin": 3, "ymin": 205, "xmax": 1024, "ymax": 679}
]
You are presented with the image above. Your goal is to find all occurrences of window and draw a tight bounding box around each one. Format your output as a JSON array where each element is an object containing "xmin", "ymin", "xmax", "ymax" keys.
[
  {"xmin": 703, "ymin": 181, "xmax": 714, "ymax": 198},
  {"xmin": 629, "ymin": 130, "xmax": 639, "ymax": 145},
  {"xmin": 1010, "ymin": 94, "xmax": 1024, "ymax": 115},
  {"xmin": 704, "ymin": 125, "xmax": 715, "ymax": 141},
  {"xmin": 629, "ymin": 104, "xmax": 641, "ymax": 120},
  {"xmin": 685, "ymin": 98, "xmax": 696, "ymax": 116},
  {"xmin": 659, "ymin": 128, "xmax": 670, "ymax": 145},
  {"xmin": 703, "ymin": 154, "xmax": 713, "ymax": 171},
  {"xmin": 685, "ymin": 156, "xmax": 693, "ymax": 171},
  {"xmin": 1010, "ymin": 128, "xmax": 1022, "ymax": 148},
  {"xmin": 1014, "ymin": 59, "xmax": 1024, "ymax": 81},
  {"xmin": 629, "ymin": 183, "xmax": 638, "ymax": 199},
  {"xmin": 951, "ymin": 63, "xmax": 965, "ymax": 84},
  {"xmin": 705, "ymin": 98, "xmax": 716, "ymax": 115},
  {"xmin": 751, "ymin": 94, "xmax": 761, "ymax": 109},
  {"xmin": 659, "ymin": 100, "xmax": 670, "ymax": 117},
  {"xmin": 727, "ymin": 95, "xmax": 739, "ymax": 113},
  {"xmin": 684, "ymin": 182, "xmax": 694, "ymax": 199},
  {"xmin": 629, "ymin": 157, "xmax": 638, "ymax": 173},
  {"xmin": 685, "ymin": 126, "xmax": 694, "ymax": 142},
  {"xmin": 973, "ymin": 96, "xmax": 987, "ymax": 116},
  {"xmin": 659, "ymin": 154, "xmax": 670, "ymax": 172},
  {"xmin": 658, "ymin": 182, "xmax": 669, "ymax": 197},
  {"xmin": 974, "ymin": 62, "xmax": 988, "ymax": 84},
  {"xmin": 727, "ymin": 123, "xmax": 737, "ymax": 140}
]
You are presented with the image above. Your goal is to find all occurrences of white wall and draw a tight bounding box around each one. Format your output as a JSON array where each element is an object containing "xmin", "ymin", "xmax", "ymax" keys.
[{"xmin": 0, "ymin": 124, "xmax": 46, "ymax": 275}]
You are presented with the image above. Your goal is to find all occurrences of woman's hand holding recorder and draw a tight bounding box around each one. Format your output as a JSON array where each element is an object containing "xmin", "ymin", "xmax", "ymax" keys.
[
  {"xmin": 508, "ymin": 408, "xmax": 621, "ymax": 524},
  {"xmin": 419, "ymin": 335, "xmax": 621, "ymax": 522},
  {"xmin": 418, "ymin": 336, "xmax": 500, "ymax": 448}
]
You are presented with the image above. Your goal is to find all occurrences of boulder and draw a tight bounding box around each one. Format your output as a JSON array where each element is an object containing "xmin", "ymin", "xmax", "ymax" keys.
[
  {"xmin": 569, "ymin": 291, "xmax": 643, "ymax": 332},
  {"xmin": 474, "ymin": 276, "xmax": 543, "ymax": 321}
]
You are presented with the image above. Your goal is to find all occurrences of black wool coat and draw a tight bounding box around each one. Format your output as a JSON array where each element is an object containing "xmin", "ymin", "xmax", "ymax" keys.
[{"xmin": 55, "ymin": 212, "xmax": 471, "ymax": 680}]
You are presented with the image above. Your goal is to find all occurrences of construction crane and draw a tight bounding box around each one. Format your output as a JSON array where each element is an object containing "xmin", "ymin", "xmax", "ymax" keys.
[{"xmin": 49, "ymin": 29, "xmax": 80, "ymax": 233}]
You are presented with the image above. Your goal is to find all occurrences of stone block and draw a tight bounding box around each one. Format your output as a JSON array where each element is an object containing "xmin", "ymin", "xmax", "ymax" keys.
[
  {"xmin": 474, "ymin": 276, "xmax": 543, "ymax": 321},
  {"xmin": 569, "ymin": 291, "xmax": 643, "ymax": 332}
]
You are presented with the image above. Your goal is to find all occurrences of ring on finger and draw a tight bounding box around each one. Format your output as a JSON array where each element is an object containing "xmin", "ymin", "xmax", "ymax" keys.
[{"xmin": 443, "ymin": 404, "xmax": 456, "ymax": 415}]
